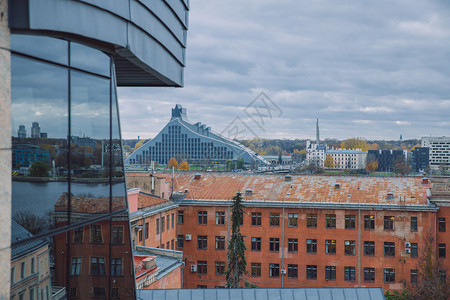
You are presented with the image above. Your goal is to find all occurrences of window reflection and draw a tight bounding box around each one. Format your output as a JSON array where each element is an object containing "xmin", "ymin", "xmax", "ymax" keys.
[
  {"xmin": 70, "ymin": 42, "xmax": 110, "ymax": 77},
  {"xmin": 10, "ymin": 34, "xmax": 135, "ymax": 300},
  {"xmin": 11, "ymin": 34, "xmax": 69, "ymax": 65}
]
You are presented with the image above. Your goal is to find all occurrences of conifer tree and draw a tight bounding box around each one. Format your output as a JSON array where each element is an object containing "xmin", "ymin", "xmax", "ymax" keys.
[{"xmin": 226, "ymin": 192, "xmax": 249, "ymax": 288}]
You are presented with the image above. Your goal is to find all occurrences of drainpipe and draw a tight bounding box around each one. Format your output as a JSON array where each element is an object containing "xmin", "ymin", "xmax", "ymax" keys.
[
  {"xmin": 435, "ymin": 211, "xmax": 437, "ymax": 264},
  {"xmin": 358, "ymin": 206, "xmax": 361, "ymax": 287},
  {"xmin": 228, "ymin": 206, "xmax": 231, "ymax": 242},
  {"xmin": 281, "ymin": 207, "xmax": 285, "ymax": 288},
  {"xmin": 160, "ymin": 212, "xmax": 163, "ymax": 248}
]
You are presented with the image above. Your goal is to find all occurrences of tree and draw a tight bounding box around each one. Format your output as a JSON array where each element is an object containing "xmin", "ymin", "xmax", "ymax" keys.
[
  {"xmin": 168, "ymin": 157, "xmax": 178, "ymax": 169},
  {"xmin": 29, "ymin": 161, "xmax": 49, "ymax": 177},
  {"xmin": 394, "ymin": 156, "xmax": 411, "ymax": 175},
  {"xmin": 404, "ymin": 232, "xmax": 449, "ymax": 299},
  {"xmin": 180, "ymin": 160, "xmax": 190, "ymax": 170},
  {"xmin": 341, "ymin": 138, "xmax": 369, "ymax": 151},
  {"xmin": 226, "ymin": 160, "xmax": 235, "ymax": 171},
  {"xmin": 13, "ymin": 211, "xmax": 52, "ymax": 235},
  {"xmin": 133, "ymin": 139, "xmax": 145, "ymax": 152},
  {"xmin": 236, "ymin": 157, "xmax": 245, "ymax": 169},
  {"xmin": 366, "ymin": 160, "xmax": 379, "ymax": 172},
  {"xmin": 226, "ymin": 193, "xmax": 252, "ymax": 288},
  {"xmin": 324, "ymin": 154, "xmax": 334, "ymax": 168}
]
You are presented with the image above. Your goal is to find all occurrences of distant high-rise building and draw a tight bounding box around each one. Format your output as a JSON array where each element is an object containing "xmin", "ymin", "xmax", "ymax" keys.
[
  {"xmin": 410, "ymin": 147, "xmax": 429, "ymax": 172},
  {"xmin": 422, "ymin": 136, "xmax": 450, "ymax": 172},
  {"xmin": 39, "ymin": 132, "xmax": 47, "ymax": 138},
  {"xmin": 316, "ymin": 118, "xmax": 320, "ymax": 144},
  {"xmin": 17, "ymin": 125, "xmax": 26, "ymax": 138},
  {"xmin": 367, "ymin": 149, "xmax": 407, "ymax": 172},
  {"xmin": 30, "ymin": 122, "xmax": 40, "ymax": 138}
]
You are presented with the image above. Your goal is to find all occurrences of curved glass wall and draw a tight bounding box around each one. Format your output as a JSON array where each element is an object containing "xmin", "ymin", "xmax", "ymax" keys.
[{"xmin": 10, "ymin": 34, "xmax": 135, "ymax": 299}]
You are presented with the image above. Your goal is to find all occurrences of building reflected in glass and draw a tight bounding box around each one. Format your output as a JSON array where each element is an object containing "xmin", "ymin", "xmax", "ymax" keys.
[{"xmin": 10, "ymin": 35, "xmax": 134, "ymax": 299}]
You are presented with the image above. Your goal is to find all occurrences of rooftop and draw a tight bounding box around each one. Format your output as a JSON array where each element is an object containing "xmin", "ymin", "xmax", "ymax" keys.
[
  {"xmin": 174, "ymin": 173, "xmax": 430, "ymax": 206},
  {"xmin": 137, "ymin": 287, "xmax": 384, "ymax": 300}
]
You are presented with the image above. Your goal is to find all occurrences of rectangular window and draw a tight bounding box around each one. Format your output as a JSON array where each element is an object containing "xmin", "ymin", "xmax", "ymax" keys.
[
  {"xmin": 167, "ymin": 215, "xmax": 170, "ymax": 230},
  {"xmin": 410, "ymin": 216, "xmax": 417, "ymax": 232},
  {"xmin": 197, "ymin": 261, "xmax": 207, "ymax": 274},
  {"xmin": 269, "ymin": 213, "xmax": 280, "ymax": 226},
  {"xmin": 325, "ymin": 240, "xmax": 336, "ymax": 254},
  {"xmin": 111, "ymin": 258, "xmax": 122, "ymax": 276},
  {"xmin": 306, "ymin": 265, "xmax": 317, "ymax": 279},
  {"xmin": 325, "ymin": 266, "xmax": 336, "ymax": 281},
  {"xmin": 178, "ymin": 211, "xmax": 184, "ymax": 224},
  {"xmin": 411, "ymin": 269, "xmax": 418, "ymax": 284},
  {"xmin": 411, "ymin": 243, "xmax": 418, "ymax": 258},
  {"xmin": 439, "ymin": 217, "xmax": 446, "ymax": 232},
  {"xmin": 345, "ymin": 240, "xmax": 356, "ymax": 255},
  {"xmin": 252, "ymin": 212, "xmax": 262, "ymax": 226},
  {"xmin": 112, "ymin": 226, "xmax": 123, "ymax": 245},
  {"xmin": 161, "ymin": 217, "xmax": 165, "ymax": 233},
  {"xmin": 269, "ymin": 238, "xmax": 280, "ymax": 252},
  {"xmin": 90, "ymin": 224, "xmax": 102, "ymax": 244},
  {"xmin": 364, "ymin": 241, "xmax": 375, "ymax": 256},
  {"xmin": 11, "ymin": 267, "xmax": 14, "ymax": 284},
  {"xmin": 345, "ymin": 215, "xmax": 356, "ymax": 229},
  {"xmin": 93, "ymin": 287, "xmax": 106, "ymax": 298},
  {"xmin": 287, "ymin": 264, "xmax": 298, "ymax": 278},
  {"xmin": 251, "ymin": 263, "xmax": 261, "ymax": 277},
  {"xmin": 326, "ymin": 214, "xmax": 336, "ymax": 228},
  {"xmin": 31, "ymin": 257, "xmax": 35, "ymax": 274},
  {"xmin": 288, "ymin": 238, "xmax": 298, "ymax": 253},
  {"xmin": 197, "ymin": 285, "xmax": 207, "ymax": 289},
  {"xmin": 269, "ymin": 263, "xmax": 280, "ymax": 278},
  {"xmin": 251, "ymin": 237, "xmax": 261, "ymax": 251},
  {"xmin": 198, "ymin": 211, "xmax": 207, "ymax": 225},
  {"xmin": 90, "ymin": 257, "xmax": 106, "ymax": 275},
  {"xmin": 215, "ymin": 236, "xmax": 225, "ymax": 250},
  {"xmin": 171, "ymin": 213, "xmax": 175, "ymax": 228},
  {"xmin": 171, "ymin": 239, "xmax": 174, "ymax": 250},
  {"xmin": 364, "ymin": 267, "xmax": 375, "ymax": 282},
  {"xmin": 384, "ymin": 268, "xmax": 395, "ymax": 283},
  {"xmin": 215, "ymin": 261, "xmax": 225, "ymax": 275},
  {"xmin": 364, "ymin": 215, "xmax": 375, "ymax": 230},
  {"xmin": 288, "ymin": 213, "xmax": 298, "ymax": 227},
  {"xmin": 144, "ymin": 223, "xmax": 149, "ymax": 239},
  {"xmin": 345, "ymin": 266, "xmax": 356, "ymax": 281},
  {"xmin": 71, "ymin": 257, "xmax": 81, "ymax": 276},
  {"xmin": 198, "ymin": 236, "xmax": 207, "ymax": 250},
  {"xmin": 307, "ymin": 213, "xmax": 317, "ymax": 228},
  {"xmin": 439, "ymin": 270, "xmax": 446, "ymax": 281},
  {"xmin": 215, "ymin": 211, "xmax": 225, "ymax": 225},
  {"xmin": 73, "ymin": 227, "xmax": 83, "ymax": 244},
  {"xmin": 384, "ymin": 216, "xmax": 395, "ymax": 230},
  {"xmin": 307, "ymin": 239, "xmax": 317, "ymax": 254},
  {"xmin": 439, "ymin": 243, "xmax": 446, "ymax": 258},
  {"xmin": 156, "ymin": 218, "xmax": 159, "ymax": 234},
  {"xmin": 384, "ymin": 242, "xmax": 395, "ymax": 257}
]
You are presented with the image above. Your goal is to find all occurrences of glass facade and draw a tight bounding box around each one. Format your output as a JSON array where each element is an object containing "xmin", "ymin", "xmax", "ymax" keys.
[{"xmin": 10, "ymin": 34, "xmax": 135, "ymax": 299}]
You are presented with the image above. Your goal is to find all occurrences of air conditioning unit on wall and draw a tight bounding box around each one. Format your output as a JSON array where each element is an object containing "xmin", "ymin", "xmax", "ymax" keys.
[
  {"xmin": 190, "ymin": 265, "xmax": 197, "ymax": 272},
  {"xmin": 280, "ymin": 269, "xmax": 286, "ymax": 275},
  {"xmin": 405, "ymin": 242, "xmax": 411, "ymax": 248},
  {"xmin": 405, "ymin": 248, "xmax": 411, "ymax": 254},
  {"xmin": 185, "ymin": 234, "xmax": 192, "ymax": 240}
]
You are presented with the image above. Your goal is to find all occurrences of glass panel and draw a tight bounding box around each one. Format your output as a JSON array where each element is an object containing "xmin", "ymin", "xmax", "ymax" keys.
[
  {"xmin": 70, "ymin": 70, "xmax": 111, "ymax": 222},
  {"xmin": 11, "ymin": 34, "xmax": 68, "ymax": 65},
  {"xmin": 11, "ymin": 55, "xmax": 69, "ymax": 238},
  {"xmin": 70, "ymin": 42, "xmax": 110, "ymax": 77}
]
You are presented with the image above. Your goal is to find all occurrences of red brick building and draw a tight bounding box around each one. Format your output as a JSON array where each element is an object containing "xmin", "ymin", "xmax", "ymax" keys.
[{"xmin": 171, "ymin": 174, "xmax": 448, "ymax": 291}]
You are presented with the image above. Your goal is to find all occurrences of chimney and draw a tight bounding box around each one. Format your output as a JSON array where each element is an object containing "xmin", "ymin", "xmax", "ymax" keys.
[
  {"xmin": 422, "ymin": 177, "xmax": 429, "ymax": 185},
  {"xmin": 285, "ymin": 175, "xmax": 292, "ymax": 182},
  {"xmin": 194, "ymin": 173, "xmax": 201, "ymax": 180}
]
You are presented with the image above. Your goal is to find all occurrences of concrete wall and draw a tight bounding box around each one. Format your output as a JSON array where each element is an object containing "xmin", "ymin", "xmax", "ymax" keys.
[{"xmin": 0, "ymin": 0, "xmax": 11, "ymax": 298}]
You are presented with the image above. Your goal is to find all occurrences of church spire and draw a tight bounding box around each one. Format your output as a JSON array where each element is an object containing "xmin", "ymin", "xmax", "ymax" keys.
[{"xmin": 316, "ymin": 119, "xmax": 320, "ymax": 144}]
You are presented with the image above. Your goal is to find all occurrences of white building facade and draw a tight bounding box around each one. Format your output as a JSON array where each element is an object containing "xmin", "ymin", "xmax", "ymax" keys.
[{"xmin": 422, "ymin": 136, "xmax": 450, "ymax": 172}]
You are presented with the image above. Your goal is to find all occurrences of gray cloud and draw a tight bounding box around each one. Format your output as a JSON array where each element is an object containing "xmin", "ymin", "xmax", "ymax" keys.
[{"xmin": 118, "ymin": 0, "xmax": 450, "ymax": 140}]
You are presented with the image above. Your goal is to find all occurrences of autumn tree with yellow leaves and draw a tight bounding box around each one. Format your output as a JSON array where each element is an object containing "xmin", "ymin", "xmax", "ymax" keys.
[
  {"xmin": 324, "ymin": 155, "xmax": 334, "ymax": 169},
  {"xmin": 340, "ymin": 138, "xmax": 369, "ymax": 151},
  {"xmin": 168, "ymin": 157, "xmax": 178, "ymax": 169},
  {"xmin": 180, "ymin": 160, "xmax": 190, "ymax": 170}
]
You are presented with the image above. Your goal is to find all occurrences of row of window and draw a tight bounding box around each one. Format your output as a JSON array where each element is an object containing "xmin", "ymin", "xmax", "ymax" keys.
[
  {"xmin": 185, "ymin": 234, "xmax": 435, "ymax": 258},
  {"xmin": 183, "ymin": 211, "xmax": 442, "ymax": 232},
  {"xmin": 70, "ymin": 257, "xmax": 122, "ymax": 276},
  {"xmin": 155, "ymin": 213, "xmax": 175, "ymax": 235},
  {"xmin": 72, "ymin": 225, "xmax": 124, "ymax": 245},
  {"xmin": 195, "ymin": 261, "xmax": 448, "ymax": 284}
]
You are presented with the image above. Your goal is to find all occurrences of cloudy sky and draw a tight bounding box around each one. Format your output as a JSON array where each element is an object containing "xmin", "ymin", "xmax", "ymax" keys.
[{"xmin": 118, "ymin": 0, "xmax": 450, "ymax": 141}]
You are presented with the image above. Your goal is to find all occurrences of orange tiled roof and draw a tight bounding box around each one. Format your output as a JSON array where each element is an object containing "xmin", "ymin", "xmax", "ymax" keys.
[
  {"xmin": 55, "ymin": 193, "xmax": 127, "ymax": 213},
  {"xmin": 174, "ymin": 173, "xmax": 429, "ymax": 205},
  {"xmin": 138, "ymin": 193, "xmax": 168, "ymax": 209}
]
